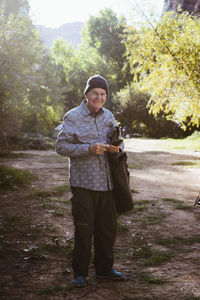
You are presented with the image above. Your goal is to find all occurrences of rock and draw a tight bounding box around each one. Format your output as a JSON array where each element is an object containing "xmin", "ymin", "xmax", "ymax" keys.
[{"xmin": 163, "ymin": 0, "xmax": 200, "ymax": 16}]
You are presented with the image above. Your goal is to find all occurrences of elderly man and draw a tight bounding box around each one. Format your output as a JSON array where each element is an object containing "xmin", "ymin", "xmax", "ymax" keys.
[{"xmin": 56, "ymin": 75, "xmax": 124, "ymax": 287}]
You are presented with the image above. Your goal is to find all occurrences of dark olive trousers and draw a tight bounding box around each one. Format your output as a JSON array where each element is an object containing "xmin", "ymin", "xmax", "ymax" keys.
[{"xmin": 71, "ymin": 187, "xmax": 117, "ymax": 278}]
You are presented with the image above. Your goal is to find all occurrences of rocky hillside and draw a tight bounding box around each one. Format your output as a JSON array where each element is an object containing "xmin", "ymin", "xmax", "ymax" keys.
[
  {"xmin": 163, "ymin": 0, "xmax": 200, "ymax": 16},
  {"xmin": 36, "ymin": 22, "xmax": 84, "ymax": 48}
]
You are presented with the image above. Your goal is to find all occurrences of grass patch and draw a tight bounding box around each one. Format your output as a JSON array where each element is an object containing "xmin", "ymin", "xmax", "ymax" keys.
[
  {"xmin": 185, "ymin": 295, "xmax": 200, "ymax": 300},
  {"xmin": 143, "ymin": 212, "xmax": 167, "ymax": 225},
  {"xmin": 40, "ymin": 155, "xmax": 68, "ymax": 165},
  {"xmin": 24, "ymin": 237, "xmax": 73, "ymax": 260},
  {"xmin": 3, "ymin": 213, "xmax": 31, "ymax": 228},
  {"xmin": 134, "ymin": 200, "xmax": 151, "ymax": 205},
  {"xmin": 41, "ymin": 199, "xmax": 58, "ymax": 209},
  {"xmin": 162, "ymin": 198, "xmax": 193, "ymax": 210},
  {"xmin": 51, "ymin": 184, "xmax": 70, "ymax": 195},
  {"xmin": 132, "ymin": 205, "xmax": 147, "ymax": 213},
  {"xmin": 53, "ymin": 208, "xmax": 64, "ymax": 217},
  {"xmin": 41, "ymin": 198, "xmax": 70, "ymax": 209},
  {"xmin": 143, "ymin": 250, "xmax": 173, "ymax": 267},
  {"xmin": 172, "ymin": 161, "xmax": 200, "ymax": 167},
  {"xmin": 139, "ymin": 273, "xmax": 166, "ymax": 285},
  {"xmin": 47, "ymin": 197, "xmax": 70, "ymax": 204},
  {"xmin": 1, "ymin": 213, "xmax": 42, "ymax": 238},
  {"xmin": 161, "ymin": 198, "xmax": 182, "ymax": 204},
  {"xmin": 155, "ymin": 235, "xmax": 200, "ymax": 247},
  {"xmin": 27, "ymin": 184, "xmax": 70, "ymax": 199},
  {"xmin": 0, "ymin": 152, "xmax": 32, "ymax": 159},
  {"xmin": 29, "ymin": 188, "xmax": 53, "ymax": 199},
  {"xmin": 175, "ymin": 203, "xmax": 194, "ymax": 211},
  {"xmin": 0, "ymin": 164, "xmax": 37, "ymax": 190},
  {"xmin": 41, "ymin": 154, "xmax": 67, "ymax": 163},
  {"xmin": 157, "ymin": 132, "xmax": 200, "ymax": 151},
  {"xmin": 117, "ymin": 220, "xmax": 129, "ymax": 232},
  {"xmin": 128, "ymin": 232, "xmax": 152, "ymax": 259},
  {"xmin": 37, "ymin": 284, "xmax": 73, "ymax": 295},
  {"xmin": 131, "ymin": 188, "xmax": 139, "ymax": 193},
  {"xmin": 126, "ymin": 200, "xmax": 152, "ymax": 215}
]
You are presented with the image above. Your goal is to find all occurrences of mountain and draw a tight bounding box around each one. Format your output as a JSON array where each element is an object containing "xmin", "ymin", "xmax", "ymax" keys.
[{"xmin": 35, "ymin": 22, "xmax": 84, "ymax": 49}]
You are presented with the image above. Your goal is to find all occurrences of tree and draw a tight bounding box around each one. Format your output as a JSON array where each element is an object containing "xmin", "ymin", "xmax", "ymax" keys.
[
  {"xmin": 0, "ymin": 0, "xmax": 29, "ymax": 17},
  {"xmin": 84, "ymin": 8, "xmax": 132, "ymax": 90},
  {"xmin": 50, "ymin": 9, "xmax": 133, "ymax": 115},
  {"xmin": 125, "ymin": 11, "xmax": 200, "ymax": 129},
  {"xmin": 0, "ymin": 13, "xmax": 62, "ymax": 138},
  {"xmin": 21, "ymin": 53, "xmax": 63, "ymax": 135},
  {"xmin": 50, "ymin": 37, "xmax": 117, "ymax": 112},
  {"xmin": 114, "ymin": 83, "xmax": 186, "ymax": 138}
]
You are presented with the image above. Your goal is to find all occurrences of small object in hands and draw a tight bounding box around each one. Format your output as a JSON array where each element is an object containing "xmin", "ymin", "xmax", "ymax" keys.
[
  {"xmin": 111, "ymin": 139, "xmax": 123, "ymax": 146},
  {"xmin": 194, "ymin": 192, "xmax": 200, "ymax": 206}
]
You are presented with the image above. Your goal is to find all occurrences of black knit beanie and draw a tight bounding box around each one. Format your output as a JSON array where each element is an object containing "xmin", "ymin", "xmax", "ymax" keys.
[{"xmin": 84, "ymin": 75, "xmax": 109, "ymax": 96}]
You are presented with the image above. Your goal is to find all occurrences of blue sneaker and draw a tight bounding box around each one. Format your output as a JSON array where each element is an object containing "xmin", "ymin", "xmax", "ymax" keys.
[
  {"xmin": 72, "ymin": 276, "xmax": 87, "ymax": 287},
  {"xmin": 96, "ymin": 268, "xmax": 124, "ymax": 280}
]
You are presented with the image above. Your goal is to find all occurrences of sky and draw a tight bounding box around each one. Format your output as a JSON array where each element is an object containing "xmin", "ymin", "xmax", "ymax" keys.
[{"xmin": 29, "ymin": 0, "xmax": 164, "ymax": 28}]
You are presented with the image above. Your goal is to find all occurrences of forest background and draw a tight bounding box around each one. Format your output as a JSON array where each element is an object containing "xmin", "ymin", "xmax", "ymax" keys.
[{"xmin": 0, "ymin": 0, "xmax": 200, "ymax": 150}]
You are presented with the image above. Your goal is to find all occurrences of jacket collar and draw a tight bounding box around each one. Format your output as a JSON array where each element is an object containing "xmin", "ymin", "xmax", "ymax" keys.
[{"xmin": 81, "ymin": 99, "xmax": 104, "ymax": 117}]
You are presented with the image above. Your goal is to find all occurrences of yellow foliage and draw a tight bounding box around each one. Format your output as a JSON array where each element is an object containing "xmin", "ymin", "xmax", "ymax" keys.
[{"xmin": 125, "ymin": 11, "xmax": 200, "ymax": 128}]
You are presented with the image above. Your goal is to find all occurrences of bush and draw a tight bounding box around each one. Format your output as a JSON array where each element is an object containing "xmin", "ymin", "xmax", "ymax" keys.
[
  {"xmin": 9, "ymin": 134, "xmax": 55, "ymax": 150},
  {"xmin": 0, "ymin": 165, "xmax": 36, "ymax": 190}
]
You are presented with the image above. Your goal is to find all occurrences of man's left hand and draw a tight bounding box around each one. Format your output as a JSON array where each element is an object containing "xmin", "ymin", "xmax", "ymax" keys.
[{"xmin": 108, "ymin": 145, "xmax": 120, "ymax": 153}]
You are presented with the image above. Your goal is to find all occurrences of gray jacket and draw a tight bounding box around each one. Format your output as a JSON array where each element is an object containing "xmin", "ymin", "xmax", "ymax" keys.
[{"xmin": 56, "ymin": 100, "xmax": 117, "ymax": 191}]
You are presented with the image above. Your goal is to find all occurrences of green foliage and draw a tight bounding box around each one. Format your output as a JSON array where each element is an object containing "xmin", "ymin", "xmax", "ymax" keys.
[
  {"xmin": 51, "ymin": 184, "xmax": 70, "ymax": 194},
  {"xmin": 37, "ymin": 284, "xmax": 73, "ymax": 296},
  {"xmin": 114, "ymin": 83, "xmax": 186, "ymax": 137},
  {"xmin": 0, "ymin": 0, "xmax": 30, "ymax": 17},
  {"xmin": 85, "ymin": 8, "xmax": 132, "ymax": 90},
  {"xmin": 157, "ymin": 132, "xmax": 200, "ymax": 151},
  {"xmin": 86, "ymin": 9, "xmax": 125, "ymax": 62},
  {"xmin": 139, "ymin": 273, "xmax": 166, "ymax": 284},
  {"xmin": 0, "ymin": 11, "xmax": 63, "ymax": 140},
  {"xmin": 0, "ymin": 15, "xmax": 43, "ymax": 122},
  {"xmin": 0, "ymin": 164, "xmax": 36, "ymax": 190},
  {"xmin": 50, "ymin": 9, "xmax": 132, "ymax": 113},
  {"xmin": 155, "ymin": 235, "xmax": 200, "ymax": 247},
  {"xmin": 0, "ymin": 152, "xmax": 30, "ymax": 158},
  {"xmin": 117, "ymin": 220, "xmax": 129, "ymax": 232},
  {"xmin": 50, "ymin": 37, "xmax": 118, "ymax": 112},
  {"xmin": 128, "ymin": 232, "xmax": 152, "ymax": 259},
  {"xmin": 125, "ymin": 11, "xmax": 200, "ymax": 129},
  {"xmin": 143, "ymin": 251, "xmax": 173, "ymax": 267},
  {"xmin": 184, "ymin": 294, "xmax": 200, "ymax": 300},
  {"xmin": 143, "ymin": 212, "xmax": 167, "ymax": 225},
  {"xmin": 25, "ymin": 184, "xmax": 70, "ymax": 200}
]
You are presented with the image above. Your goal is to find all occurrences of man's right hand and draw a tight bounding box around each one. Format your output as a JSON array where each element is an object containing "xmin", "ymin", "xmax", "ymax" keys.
[{"xmin": 89, "ymin": 143, "xmax": 109, "ymax": 155}]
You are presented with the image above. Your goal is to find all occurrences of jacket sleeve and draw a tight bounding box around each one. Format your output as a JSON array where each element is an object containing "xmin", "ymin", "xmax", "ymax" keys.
[{"xmin": 55, "ymin": 114, "xmax": 90, "ymax": 157}]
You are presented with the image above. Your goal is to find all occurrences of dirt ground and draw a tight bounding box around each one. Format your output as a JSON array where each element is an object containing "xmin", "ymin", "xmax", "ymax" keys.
[{"xmin": 0, "ymin": 138, "xmax": 200, "ymax": 300}]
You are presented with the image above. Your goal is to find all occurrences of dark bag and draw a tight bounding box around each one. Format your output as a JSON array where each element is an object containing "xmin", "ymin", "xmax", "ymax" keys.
[{"xmin": 108, "ymin": 126, "xmax": 133, "ymax": 214}]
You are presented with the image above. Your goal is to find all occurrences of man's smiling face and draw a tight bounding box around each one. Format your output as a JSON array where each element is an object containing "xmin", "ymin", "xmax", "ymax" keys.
[{"xmin": 85, "ymin": 88, "xmax": 107, "ymax": 113}]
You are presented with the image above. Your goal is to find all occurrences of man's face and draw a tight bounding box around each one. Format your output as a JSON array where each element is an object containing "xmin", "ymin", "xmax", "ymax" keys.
[{"xmin": 85, "ymin": 88, "xmax": 107, "ymax": 113}]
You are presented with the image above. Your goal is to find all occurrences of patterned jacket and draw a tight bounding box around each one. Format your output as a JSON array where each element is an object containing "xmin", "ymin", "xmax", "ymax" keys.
[{"xmin": 56, "ymin": 100, "xmax": 117, "ymax": 191}]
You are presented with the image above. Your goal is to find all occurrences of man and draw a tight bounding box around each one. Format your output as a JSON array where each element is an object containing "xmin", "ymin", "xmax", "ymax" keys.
[{"xmin": 56, "ymin": 75, "xmax": 124, "ymax": 287}]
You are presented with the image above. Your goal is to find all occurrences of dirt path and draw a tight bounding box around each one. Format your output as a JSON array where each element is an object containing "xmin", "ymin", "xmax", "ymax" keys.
[{"xmin": 0, "ymin": 139, "xmax": 200, "ymax": 300}]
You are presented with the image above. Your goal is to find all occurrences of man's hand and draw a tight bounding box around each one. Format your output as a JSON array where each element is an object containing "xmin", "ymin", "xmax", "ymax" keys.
[
  {"xmin": 108, "ymin": 145, "xmax": 120, "ymax": 153},
  {"xmin": 89, "ymin": 143, "xmax": 109, "ymax": 155}
]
